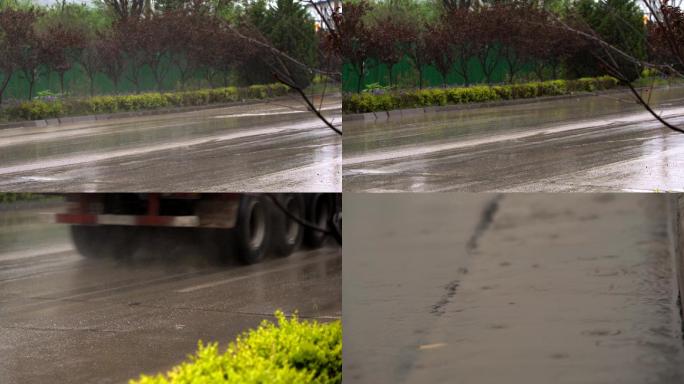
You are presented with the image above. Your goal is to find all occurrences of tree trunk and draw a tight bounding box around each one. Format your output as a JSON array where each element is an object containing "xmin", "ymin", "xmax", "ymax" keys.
[
  {"xmin": 356, "ymin": 62, "xmax": 365, "ymax": 93},
  {"xmin": 418, "ymin": 67, "xmax": 423, "ymax": 89},
  {"xmin": 59, "ymin": 72, "xmax": 65, "ymax": 94},
  {"xmin": 0, "ymin": 73, "xmax": 12, "ymax": 105}
]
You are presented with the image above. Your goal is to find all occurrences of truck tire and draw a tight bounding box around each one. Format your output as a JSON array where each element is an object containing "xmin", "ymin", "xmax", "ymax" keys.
[
  {"xmin": 271, "ymin": 194, "xmax": 305, "ymax": 257},
  {"xmin": 235, "ymin": 195, "xmax": 271, "ymax": 264},
  {"xmin": 70, "ymin": 225, "xmax": 103, "ymax": 258},
  {"xmin": 304, "ymin": 194, "xmax": 331, "ymax": 248},
  {"xmin": 71, "ymin": 225, "xmax": 132, "ymax": 259}
]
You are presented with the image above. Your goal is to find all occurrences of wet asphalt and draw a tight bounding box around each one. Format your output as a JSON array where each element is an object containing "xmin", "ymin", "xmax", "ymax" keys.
[
  {"xmin": 343, "ymin": 193, "xmax": 684, "ymax": 384},
  {"xmin": 0, "ymin": 202, "xmax": 341, "ymax": 384},
  {"xmin": 0, "ymin": 95, "xmax": 342, "ymax": 192},
  {"xmin": 343, "ymin": 86, "xmax": 684, "ymax": 192}
]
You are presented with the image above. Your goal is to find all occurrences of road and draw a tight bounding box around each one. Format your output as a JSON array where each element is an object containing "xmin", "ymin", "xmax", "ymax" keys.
[
  {"xmin": 0, "ymin": 95, "xmax": 341, "ymax": 192},
  {"xmin": 344, "ymin": 193, "xmax": 684, "ymax": 383},
  {"xmin": 0, "ymin": 202, "xmax": 341, "ymax": 384},
  {"xmin": 343, "ymin": 86, "xmax": 684, "ymax": 192}
]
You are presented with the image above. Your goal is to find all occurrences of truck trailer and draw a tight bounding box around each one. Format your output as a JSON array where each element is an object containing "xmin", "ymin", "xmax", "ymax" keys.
[{"xmin": 54, "ymin": 193, "xmax": 340, "ymax": 264}]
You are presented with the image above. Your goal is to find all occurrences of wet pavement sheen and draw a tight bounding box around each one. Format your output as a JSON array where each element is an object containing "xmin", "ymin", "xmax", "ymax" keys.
[
  {"xmin": 0, "ymin": 95, "xmax": 341, "ymax": 192},
  {"xmin": 343, "ymin": 87, "xmax": 684, "ymax": 192},
  {"xmin": 343, "ymin": 193, "xmax": 684, "ymax": 384},
  {"xmin": 0, "ymin": 202, "xmax": 341, "ymax": 383}
]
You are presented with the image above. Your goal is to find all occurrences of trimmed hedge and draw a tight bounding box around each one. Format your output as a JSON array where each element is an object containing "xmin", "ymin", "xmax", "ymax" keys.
[
  {"xmin": 130, "ymin": 311, "xmax": 342, "ymax": 384},
  {"xmin": 343, "ymin": 76, "xmax": 619, "ymax": 114},
  {"xmin": 0, "ymin": 193, "xmax": 49, "ymax": 204},
  {"xmin": 0, "ymin": 83, "xmax": 290, "ymax": 122}
]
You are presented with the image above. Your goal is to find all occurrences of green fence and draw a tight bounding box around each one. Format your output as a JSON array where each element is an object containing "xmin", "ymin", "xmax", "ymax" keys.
[
  {"xmin": 343, "ymin": 55, "xmax": 539, "ymax": 92},
  {"xmin": 3, "ymin": 62, "xmax": 222, "ymax": 101}
]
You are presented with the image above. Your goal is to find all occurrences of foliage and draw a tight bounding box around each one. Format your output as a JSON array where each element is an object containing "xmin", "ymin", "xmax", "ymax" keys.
[
  {"xmin": 0, "ymin": 193, "xmax": 49, "ymax": 204},
  {"xmin": 341, "ymin": 0, "xmax": 648, "ymax": 91},
  {"xmin": 568, "ymin": 0, "xmax": 646, "ymax": 81},
  {"xmin": 129, "ymin": 311, "xmax": 342, "ymax": 384},
  {"xmin": 0, "ymin": 83, "xmax": 289, "ymax": 121},
  {"xmin": 237, "ymin": 0, "xmax": 317, "ymax": 88},
  {"xmin": 343, "ymin": 76, "xmax": 619, "ymax": 113},
  {"xmin": 0, "ymin": 0, "xmax": 324, "ymax": 100}
]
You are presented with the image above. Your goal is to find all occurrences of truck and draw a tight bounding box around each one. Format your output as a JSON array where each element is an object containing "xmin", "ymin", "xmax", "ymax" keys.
[{"xmin": 54, "ymin": 193, "xmax": 340, "ymax": 264}]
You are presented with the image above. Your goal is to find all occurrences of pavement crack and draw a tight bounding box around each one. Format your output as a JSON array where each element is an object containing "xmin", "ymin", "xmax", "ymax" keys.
[
  {"xmin": 431, "ymin": 194, "xmax": 503, "ymax": 316},
  {"xmin": 466, "ymin": 194, "xmax": 503, "ymax": 253}
]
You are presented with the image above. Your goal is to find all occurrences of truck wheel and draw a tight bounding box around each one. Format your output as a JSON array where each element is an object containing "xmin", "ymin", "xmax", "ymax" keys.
[
  {"xmin": 304, "ymin": 194, "xmax": 331, "ymax": 248},
  {"xmin": 235, "ymin": 195, "xmax": 271, "ymax": 264},
  {"xmin": 271, "ymin": 194, "xmax": 305, "ymax": 257},
  {"xmin": 71, "ymin": 225, "xmax": 131, "ymax": 259},
  {"xmin": 70, "ymin": 225, "xmax": 102, "ymax": 258}
]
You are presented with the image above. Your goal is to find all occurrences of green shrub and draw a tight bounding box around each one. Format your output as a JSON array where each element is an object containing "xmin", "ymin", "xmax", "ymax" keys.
[
  {"xmin": 342, "ymin": 76, "xmax": 620, "ymax": 113},
  {"xmin": 0, "ymin": 83, "xmax": 292, "ymax": 122},
  {"xmin": 130, "ymin": 311, "xmax": 342, "ymax": 384},
  {"xmin": 0, "ymin": 193, "xmax": 50, "ymax": 204}
]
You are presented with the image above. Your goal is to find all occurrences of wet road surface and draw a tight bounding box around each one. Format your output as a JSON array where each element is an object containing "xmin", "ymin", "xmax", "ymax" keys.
[
  {"xmin": 0, "ymin": 95, "xmax": 341, "ymax": 192},
  {"xmin": 344, "ymin": 193, "xmax": 684, "ymax": 383},
  {"xmin": 343, "ymin": 87, "xmax": 684, "ymax": 192},
  {"xmin": 0, "ymin": 202, "xmax": 341, "ymax": 383}
]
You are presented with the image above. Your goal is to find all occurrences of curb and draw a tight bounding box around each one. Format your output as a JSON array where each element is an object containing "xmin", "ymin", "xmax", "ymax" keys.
[
  {"xmin": 342, "ymin": 84, "xmax": 683, "ymax": 122},
  {"xmin": 0, "ymin": 92, "xmax": 325, "ymax": 130},
  {"xmin": 667, "ymin": 194, "xmax": 684, "ymax": 304}
]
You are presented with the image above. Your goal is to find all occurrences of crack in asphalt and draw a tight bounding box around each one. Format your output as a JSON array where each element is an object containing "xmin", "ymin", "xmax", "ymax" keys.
[{"xmin": 431, "ymin": 194, "xmax": 503, "ymax": 316}]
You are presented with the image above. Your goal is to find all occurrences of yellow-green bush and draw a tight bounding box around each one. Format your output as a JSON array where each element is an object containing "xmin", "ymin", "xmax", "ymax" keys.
[
  {"xmin": 342, "ymin": 76, "xmax": 620, "ymax": 113},
  {"xmin": 0, "ymin": 83, "xmax": 292, "ymax": 122},
  {"xmin": 130, "ymin": 311, "xmax": 342, "ymax": 384}
]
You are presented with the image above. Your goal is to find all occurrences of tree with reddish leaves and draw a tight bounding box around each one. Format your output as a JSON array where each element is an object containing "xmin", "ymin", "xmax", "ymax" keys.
[
  {"xmin": 368, "ymin": 13, "xmax": 413, "ymax": 87},
  {"xmin": 0, "ymin": 8, "xmax": 40, "ymax": 103},
  {"xmin": 470, "ymin": 7, "xmax": 500, "ymax": 84},
  {"xmin": 334, "ymin": 0, "xmax": 372, "ymax": 93},
  {"xmin": 425, "ymin": 21, "xmax": 455, "ymax": 87},
  {"xmin": 139, "ymin": 15, "xmax": 175, "ymax": 91},
  {"xmin": 98, "ymin": 32, "xmax": 126, "ymax": 93},
  {"xmin": 403, "ymin": 21, "xmax": 430, "ymax": 89},
  {"xmin": 115, "ymin": 19, "xmax": 147, "ymax": 93},
  {"xmin": 165, "ymin": 9, "xmax": 202, "ymax": 90},
  {"xmin": 40, "ymin": 22, "xmax": 85, "ymax": 94},
  {"xmin": 648, "ymin": 2, "xmax": 684, "ymax": 72},
  {"xmin": 443, "ymin": 8, "xmax": 477, "ymax": 86},
  {"xmin": 495, "ymin": 3, "xmax": 531, "ymax": 83}
]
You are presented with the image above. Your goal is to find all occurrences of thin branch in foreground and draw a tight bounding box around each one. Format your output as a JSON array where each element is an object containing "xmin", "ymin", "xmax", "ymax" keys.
[{"xmin": 275, "ymin": 73, "xmax": 342, "ymax": 135}]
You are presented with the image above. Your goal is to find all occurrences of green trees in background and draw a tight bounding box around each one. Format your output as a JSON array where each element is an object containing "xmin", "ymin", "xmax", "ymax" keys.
[
  {"xmin": 0, "ymin": 0, "xmax": 320, "ymax": 102},
  {"xmin": 341, "ymin": 0, "xmax": 649, "ymax": 92},
  {"xmin": 569, "ymin": 0, "xmax": 646, "ymax": 82}
]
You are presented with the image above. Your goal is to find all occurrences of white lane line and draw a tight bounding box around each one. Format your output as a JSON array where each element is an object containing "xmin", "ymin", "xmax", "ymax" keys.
[
  {"xmin": 0, "ymin": 120, "xmax": 324, "ymax": 176},
  {"xmin": 177, "ymin": 257, "xmax": 330, "ymax": 293},
  {"xmin": 343, "ymin": 106, "xmax": 684, "ymax": 166},
  {"xmin": 0, "ymin": 244, "xmax": 74, "ymax": 262},
  {"xmin": 213, "ymin": 106, "xmax": 340, "ymax": 118}
]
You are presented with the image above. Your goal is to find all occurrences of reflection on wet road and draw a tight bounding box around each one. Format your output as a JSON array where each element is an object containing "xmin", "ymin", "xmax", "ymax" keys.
[
  {"xmin": 343, "ymin": 87, "xmax": 684, "ymax": 192},
  {"xmin": 0, "ymin": 95, "xmax": 341, "ymax": 192},
  {"xmin": 0, "ymin": 201, "xmax": 341, "ymax": 384},
  {"xmin": 344, "ymin": 194, "xmax": 684, "ymax": 383}
]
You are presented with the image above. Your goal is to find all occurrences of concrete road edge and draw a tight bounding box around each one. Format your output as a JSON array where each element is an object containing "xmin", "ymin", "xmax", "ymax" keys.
[{"xmin": 668, "ymin": 194, "xmax": 684, "ymax": 316}]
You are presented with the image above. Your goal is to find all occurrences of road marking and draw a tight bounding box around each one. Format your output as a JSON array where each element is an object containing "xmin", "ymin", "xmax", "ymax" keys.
[
  {"xmin": 176, "ymin": 257, "xmax": 333, "ymax": 293},
  {"xmin": 418, "ymin": 343, "xmax": 447, "ymax": 350},
  {"xmin": 0, "ymin": 121, "xmax": 325, "ymax": 176},
  {"xmin": 343, "ymin": 106, "xmax": 684, "ymax": 166}
]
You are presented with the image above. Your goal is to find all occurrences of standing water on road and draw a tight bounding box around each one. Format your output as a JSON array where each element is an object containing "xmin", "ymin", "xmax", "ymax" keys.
[{"xmin": 344, "ymin": 193, "xmax": 684, "ymax": 383}]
